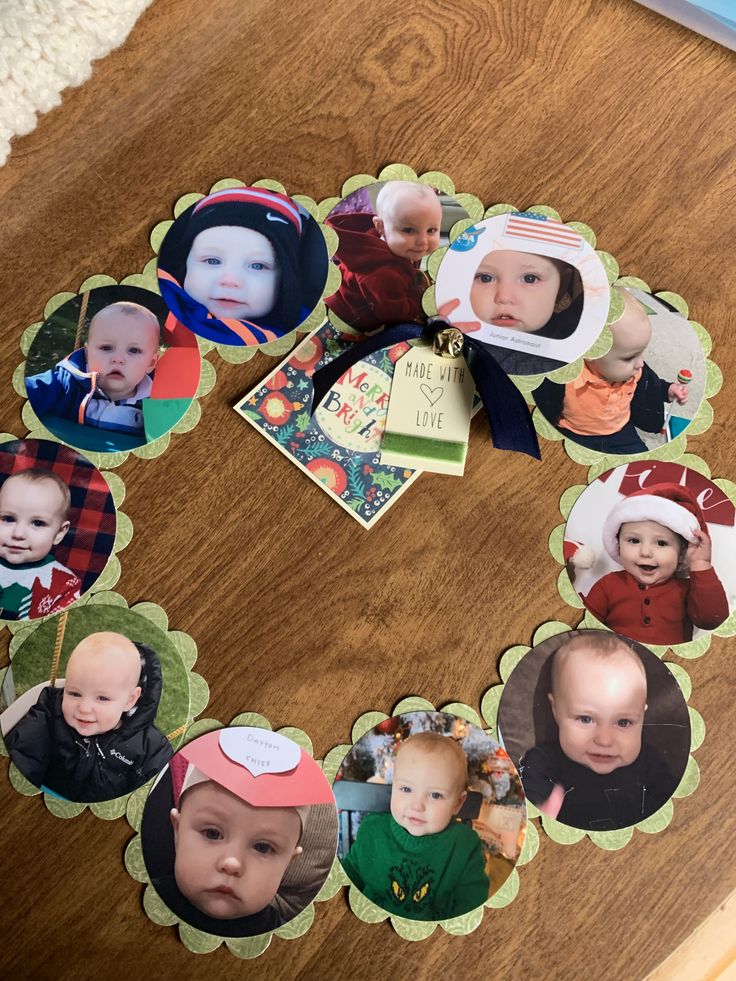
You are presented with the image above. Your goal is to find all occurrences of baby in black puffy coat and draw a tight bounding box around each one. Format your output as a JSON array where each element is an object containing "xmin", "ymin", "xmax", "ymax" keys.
[{"xmin": 5, "ymin": 631, "xmax": 172, "ymax": 803}]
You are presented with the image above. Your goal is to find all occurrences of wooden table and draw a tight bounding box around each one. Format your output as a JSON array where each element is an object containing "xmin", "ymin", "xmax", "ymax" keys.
[{"xmin": 1, "ymin": 1, "xmax": 734, "ymax": 977}]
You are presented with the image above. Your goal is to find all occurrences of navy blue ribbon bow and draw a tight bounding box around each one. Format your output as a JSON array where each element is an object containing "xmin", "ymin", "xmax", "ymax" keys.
[{"xmin": 310, "ymin": 321, "xmax": 540, "ymax": 459}]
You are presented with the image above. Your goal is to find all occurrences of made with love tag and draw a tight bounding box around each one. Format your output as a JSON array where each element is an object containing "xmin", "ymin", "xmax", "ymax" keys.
[{"xmin": 380, "ymin": 339, "xmax": 475, "ymax": 475}]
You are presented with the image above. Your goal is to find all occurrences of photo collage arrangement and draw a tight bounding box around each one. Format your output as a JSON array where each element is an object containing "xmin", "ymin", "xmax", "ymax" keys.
[{"xmin": 1, "ymin": 167, "xmax": 731, "ymax": 954}]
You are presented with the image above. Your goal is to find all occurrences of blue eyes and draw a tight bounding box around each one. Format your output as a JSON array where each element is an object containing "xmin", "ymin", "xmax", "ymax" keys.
[
  {"xmin": 576, "ymin": 715, "xmax": 635, "ymax": 728},
  {"xmin": 577, "ymin": 715, "xmax": 592, "ymax": 725},
  {"xmin": 200, "ymin": 258, "xmax": 270, "ymax": 271},
  {"xmin": 397, "ymin": 785, "xmax": 444, "ymax": 801},
  {"xmin": 473, "ymin": 273, "xmax": 542, "ymax": 284},
  {"xmin": 201, "ymin": 827, "xmax": 223, "ymax": 841},
  {"xmin": 253, "ymin": 841, "xmax": 275, "ymax": 855}
]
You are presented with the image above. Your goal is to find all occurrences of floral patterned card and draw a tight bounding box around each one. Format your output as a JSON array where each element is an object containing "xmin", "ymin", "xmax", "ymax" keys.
[{"xmin": 234, "ymin": 321, "xmax": 422, "ymax": 528}]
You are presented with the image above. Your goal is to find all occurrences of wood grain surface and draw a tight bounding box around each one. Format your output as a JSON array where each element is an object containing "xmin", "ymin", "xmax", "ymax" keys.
[{"xmin": 1, "ymin": 1, "xmax": 735, "ymax": 978}]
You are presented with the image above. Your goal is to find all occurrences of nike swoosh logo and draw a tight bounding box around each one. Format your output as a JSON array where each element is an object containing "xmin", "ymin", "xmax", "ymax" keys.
[{"xmin": 266, "ymin": 212, "xmax": 289, "ymax": 224}]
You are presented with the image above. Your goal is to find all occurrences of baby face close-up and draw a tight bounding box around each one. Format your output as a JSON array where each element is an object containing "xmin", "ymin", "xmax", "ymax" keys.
[
  {"xmin": 171, "ymin": 781, "xmax": 302, "ymax": 920},
  {"xmin": 470, "ymin": 249, "xmax": 562, "ymax": 332},
  {"xmin": 390, "ymin": 740, "xmax": 467, "ymax": 837},
  {"xmin": 549, "ymin": 645, "xmax": 647, "ymax": 775},
  {"xmin": 184, "ymin": 225, "xmax": 280, "ymax": 322},
  {"xmin": 61, "ymin": 633, "xmax": 142, "ymax": 737},
  {"xmin": 373, "ymin": 190, "xmax": 442, "ymax": 261},
  {"xmin": 0, "ymin": 474, "xmax": 69, "ymax": 564},
  {"xmin": 617, "ymin": 519, "xmax": 683, "ymax": 587},
  {"xmin": 590, "ymin": 291, "xmax": 651, "ymax": 383},
  {"xmin": 86, "ymin": 307, "xmax": 160, "ymax": 401}
]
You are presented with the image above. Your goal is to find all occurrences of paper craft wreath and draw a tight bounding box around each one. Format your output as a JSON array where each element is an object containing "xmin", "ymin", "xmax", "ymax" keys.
[
  {"xmin": 150, "ymin": 178, "xmax": 338, "ymax": 364},
  {"xmin": 16, "ymin": 271, "xmax": 217, "ymax": 469},
  {"xmin": 480, "ymin": 622, "xmax": 703, "ymax": 850},
  {"xmin": 0, "ymin": 434, "xmax": 131, "ymax": 626},
  {"xmin": 0, "ymin": 593, "xmax": 208, "ymax": 820},
  {"xmin": 550, "ymin": 455, "xmax": 736, "ymax": 657},
  {"xmin": 532, "ymin": 284, "xmax": 721, "ymax": 466},
  {"xmin": 124, "ymin": 714, "xmax": 343, "ymax": 959},
  {"xmin": 322, "ymin": 695, "xmax": 539, "ymax": 940}
]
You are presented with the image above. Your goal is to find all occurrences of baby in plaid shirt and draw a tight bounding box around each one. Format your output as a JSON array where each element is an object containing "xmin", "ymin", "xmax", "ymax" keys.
[{"xmin": 0, "ymin": 469, "xmax": 80, "ymax": 620}]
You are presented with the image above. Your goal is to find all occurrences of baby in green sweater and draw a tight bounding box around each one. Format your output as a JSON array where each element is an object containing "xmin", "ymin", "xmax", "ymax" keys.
[{"xmin": 341, "ymin": 732, "xmax": 490, "ymax": 921}]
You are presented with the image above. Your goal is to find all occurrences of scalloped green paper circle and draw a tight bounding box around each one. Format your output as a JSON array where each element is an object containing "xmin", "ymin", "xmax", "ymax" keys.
[
  {"xmin": 124, "ymin": 716, "xmax": 336, "ymax": 958},
  {"xmin": 0, "ymin": 435, "xmax": 131, "ymax": 631},
  {"xmin": 531, "ymin": 280, "xmax": 721, "ymax": 465},
  {"xmin": 550, "ymin": 453, "xmax": 736, "ymax": 657},
  {"xmin": 0, "ymin": 593, "xmax": 207, "ymax": 819},
  {"xmin": 425, "ymin": 203, "xmax": 615, "ymax": 399},
  {"xmin": 16, "ymin": 276, "xmax": 215, "ymax": 469},
  {"xmin": 150, "ymin": 178, "xmax": 334, "ymax": 364},
  {"xmin": 325, "ymin": 695, "xmax": 537, "ymax": 937},
  {"xmin": 317, "ymin": 163, "xmax": 483, "ymax": 337},
  {"xmin": 482, "ymin": 621, "xmax": 703, "ymax": 849}
]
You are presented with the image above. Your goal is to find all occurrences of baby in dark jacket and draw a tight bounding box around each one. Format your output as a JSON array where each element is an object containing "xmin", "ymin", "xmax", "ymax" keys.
[{"xmin": 5, "ymin": 631, "xmax": 172, "ymax": 802}]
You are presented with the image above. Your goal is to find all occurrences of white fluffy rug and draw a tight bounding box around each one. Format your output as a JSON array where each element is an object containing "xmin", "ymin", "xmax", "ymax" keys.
[{"xmin": 0, "ymin": 0, "xmax": 152, "ymax": 165}]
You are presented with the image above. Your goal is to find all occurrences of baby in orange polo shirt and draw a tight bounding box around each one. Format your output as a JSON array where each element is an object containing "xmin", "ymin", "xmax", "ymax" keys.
[{"xmin": 533, "ymin": 288, "xmax": 689, "ymax": 454}]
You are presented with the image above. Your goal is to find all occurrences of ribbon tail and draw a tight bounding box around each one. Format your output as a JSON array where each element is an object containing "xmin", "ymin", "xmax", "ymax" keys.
[
  {"xmin": 465, "ymin": 341, "xmax": 541, "ymax": 459},
  {"xmin": 310, "ymin": 323, "xmax": 423, "ymax": 414}
]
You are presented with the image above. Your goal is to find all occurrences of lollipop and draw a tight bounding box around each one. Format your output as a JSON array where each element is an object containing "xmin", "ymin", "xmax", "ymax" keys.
[{"xmin": 664, "ymin": 367, "xmax": 692, "ymax": 437}]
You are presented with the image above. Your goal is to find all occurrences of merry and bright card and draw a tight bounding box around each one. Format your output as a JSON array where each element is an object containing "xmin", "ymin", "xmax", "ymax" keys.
[{"xmin": 234, "ymin": 322, "xmax": 422, "ymax": 528}]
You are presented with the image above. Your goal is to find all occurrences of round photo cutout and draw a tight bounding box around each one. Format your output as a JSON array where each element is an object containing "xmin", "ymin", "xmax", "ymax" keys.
[
  {"xmin": 333, "ymin": 710, "xmax": 526, "ymax": 922},
  {"xmin": 24, "ymin": 284, "xmax": 201, "ymax": 454},
  {"xmin": 533, "ymin": 286, "xmax": 708, "ymax": 455},
  {"xmin": 434, "ymin": 211, "xmax": 610, "ymax": 376},
  {"xmin": 140, "ymin": 727, "xmax": 338, "ymax": 939},
  {"xmin": 0, "ymin": 439, "xmax": 117, "ymax": 622},
  {"xmin": 0, "ymin": 603, "xmax": 192, "ymax": 804},
  {"xmin": 564, "ymin": 461, "xmax": 736, "ymax": 647},
  {"xmin": 157, "ymin": 187, "xmax": 329, "ymax": 347},
  {"xmin": 496, "ymin": 629, "xmax": 691, "ymax": 833},
  {"xmin": 325, "ymin": 181, "xmax": 469, "ymax": 332}
]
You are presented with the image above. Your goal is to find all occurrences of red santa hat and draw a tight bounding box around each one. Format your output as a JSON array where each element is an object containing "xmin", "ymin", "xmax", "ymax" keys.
[{"xmin": 602, "ymin": 482, "xmax": 707, "ymax": 560}]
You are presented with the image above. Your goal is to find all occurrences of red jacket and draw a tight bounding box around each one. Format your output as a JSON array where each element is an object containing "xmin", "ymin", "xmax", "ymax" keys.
[
  {"xmin": 325, "ymin": 213, "xmax": 427, "ymax": 330},
  {"xmin": 583, "ymin": 567, "xmax": 729, "ymax": 646}
]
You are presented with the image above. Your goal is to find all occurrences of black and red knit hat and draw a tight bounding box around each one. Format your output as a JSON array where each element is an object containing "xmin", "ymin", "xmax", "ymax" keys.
[{"xmin": 159, "ymin": 187, "xmax": 307, "ymax": 329}]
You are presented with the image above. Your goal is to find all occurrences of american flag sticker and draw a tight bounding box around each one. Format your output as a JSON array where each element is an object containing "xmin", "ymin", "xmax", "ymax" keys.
[{"xmin": 504, "ymin": 211, "xmax": 584, "ymax": 251}]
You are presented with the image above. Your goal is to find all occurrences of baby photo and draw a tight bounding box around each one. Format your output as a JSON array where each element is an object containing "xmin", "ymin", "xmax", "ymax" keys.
[
  {"xmin": 0, "ymin": 438, "xmax": 117, "ymax": 621},
  {"xmin": 157, "ymin": 186, "xmax": 329, "ymax": 346},
  {"xmin": 534, "ymin": 286, "xmax": 706, "ymax": 455},
  {"xmin": 497, "ymin": 629, "xmax": 691, "ymax": 833},
  {"xmin": 140, "ymin": 727, "xmax": 338, "ymax": 938},
  {"xmin": 325, "ymin": 180, "xmax": 469, "ymax": 332},
  {"xmin": 334, "ymin": 711, "xmax": 526, "ymax": 922},
  {"xmin": 433, "ymin": 211, "xmax": 610, "ymax": 376},
  {"xmin": 24, "ymin": 284, "xmax": 200, "ymax": 453},
  {"xmin": 2, "ymin": 628, "xmax": 173, "ymax": 803},
  {"xmin": 564, "ymin": 462, "xmax": 736, "ymax": 647}
]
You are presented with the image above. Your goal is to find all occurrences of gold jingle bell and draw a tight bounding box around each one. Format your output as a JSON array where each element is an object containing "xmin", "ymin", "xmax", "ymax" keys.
[{"xmin": 433, "ymin": 327, "xmax": 465, "ymax": 359}]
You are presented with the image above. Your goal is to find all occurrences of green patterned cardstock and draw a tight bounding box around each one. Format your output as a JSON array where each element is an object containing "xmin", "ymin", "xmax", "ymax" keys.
[
  {"xmin": 0, "ymin": 594, "xmax": 208, "ymax": 820},
  {"xmin": 124, "ymin": 715, "xmax": 341, "ymax": 958},
  {"xmin": 532, "ymin": 281, "xmax": 722, "ymax": 466},
  {"xmin": 17, "ymin": 274, "xmax": 216, "ymax": 468},
  {"xmin": 150, "ymin": 178, "xmax": 334, "ymax": 364},
  {"xmin": 481, "ymin": 622, "xmax": 703, "ymax": 850},
  {"xmin": 322, "ymin": 696, "xmax": 539, "ymax": 941},
  {"xmin": 426, "ymin": 204, "xmax": 615, "ymax": 399},
  {"xmin": 317, "ymin": 162, "xmax": 484, "ymax": 336},
  {"xmin": 0, "ymin": 434, "xmax": 131, "ymax": 629},
  {"xmin": 550, "ymin": 454, "xmax": 736, "ymax": 657}
]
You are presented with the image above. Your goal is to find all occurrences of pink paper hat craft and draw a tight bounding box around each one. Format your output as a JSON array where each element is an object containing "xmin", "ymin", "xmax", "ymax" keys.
[
  {"xmin": 169, "ymin": 727, "xmax": 335, "ymax": 815},
  {"xmin": 602, "ymin": 483, "xmax": 707, "ymax": 561}
]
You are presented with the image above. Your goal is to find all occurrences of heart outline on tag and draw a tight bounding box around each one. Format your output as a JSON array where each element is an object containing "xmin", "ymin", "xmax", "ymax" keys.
[{"xmin": 420, "ymin": 384, "xmax": 443, "ymax": 406}]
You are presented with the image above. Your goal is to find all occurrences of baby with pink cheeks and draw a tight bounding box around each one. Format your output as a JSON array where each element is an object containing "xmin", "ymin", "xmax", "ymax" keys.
[
  {"xmin": 160, "ymin": 728, "xmax": 336, "ymax": 937},
  {"xmin": 582, "ymin": 483, "xmax": 728, "ymax": 646},
  {"xmin": 520, "ymin": 632, "xmax": 676, "ymax": 831},
  {"xmin": 341, "ymin": 732, "xmax": 489, "ymax": 921}
]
